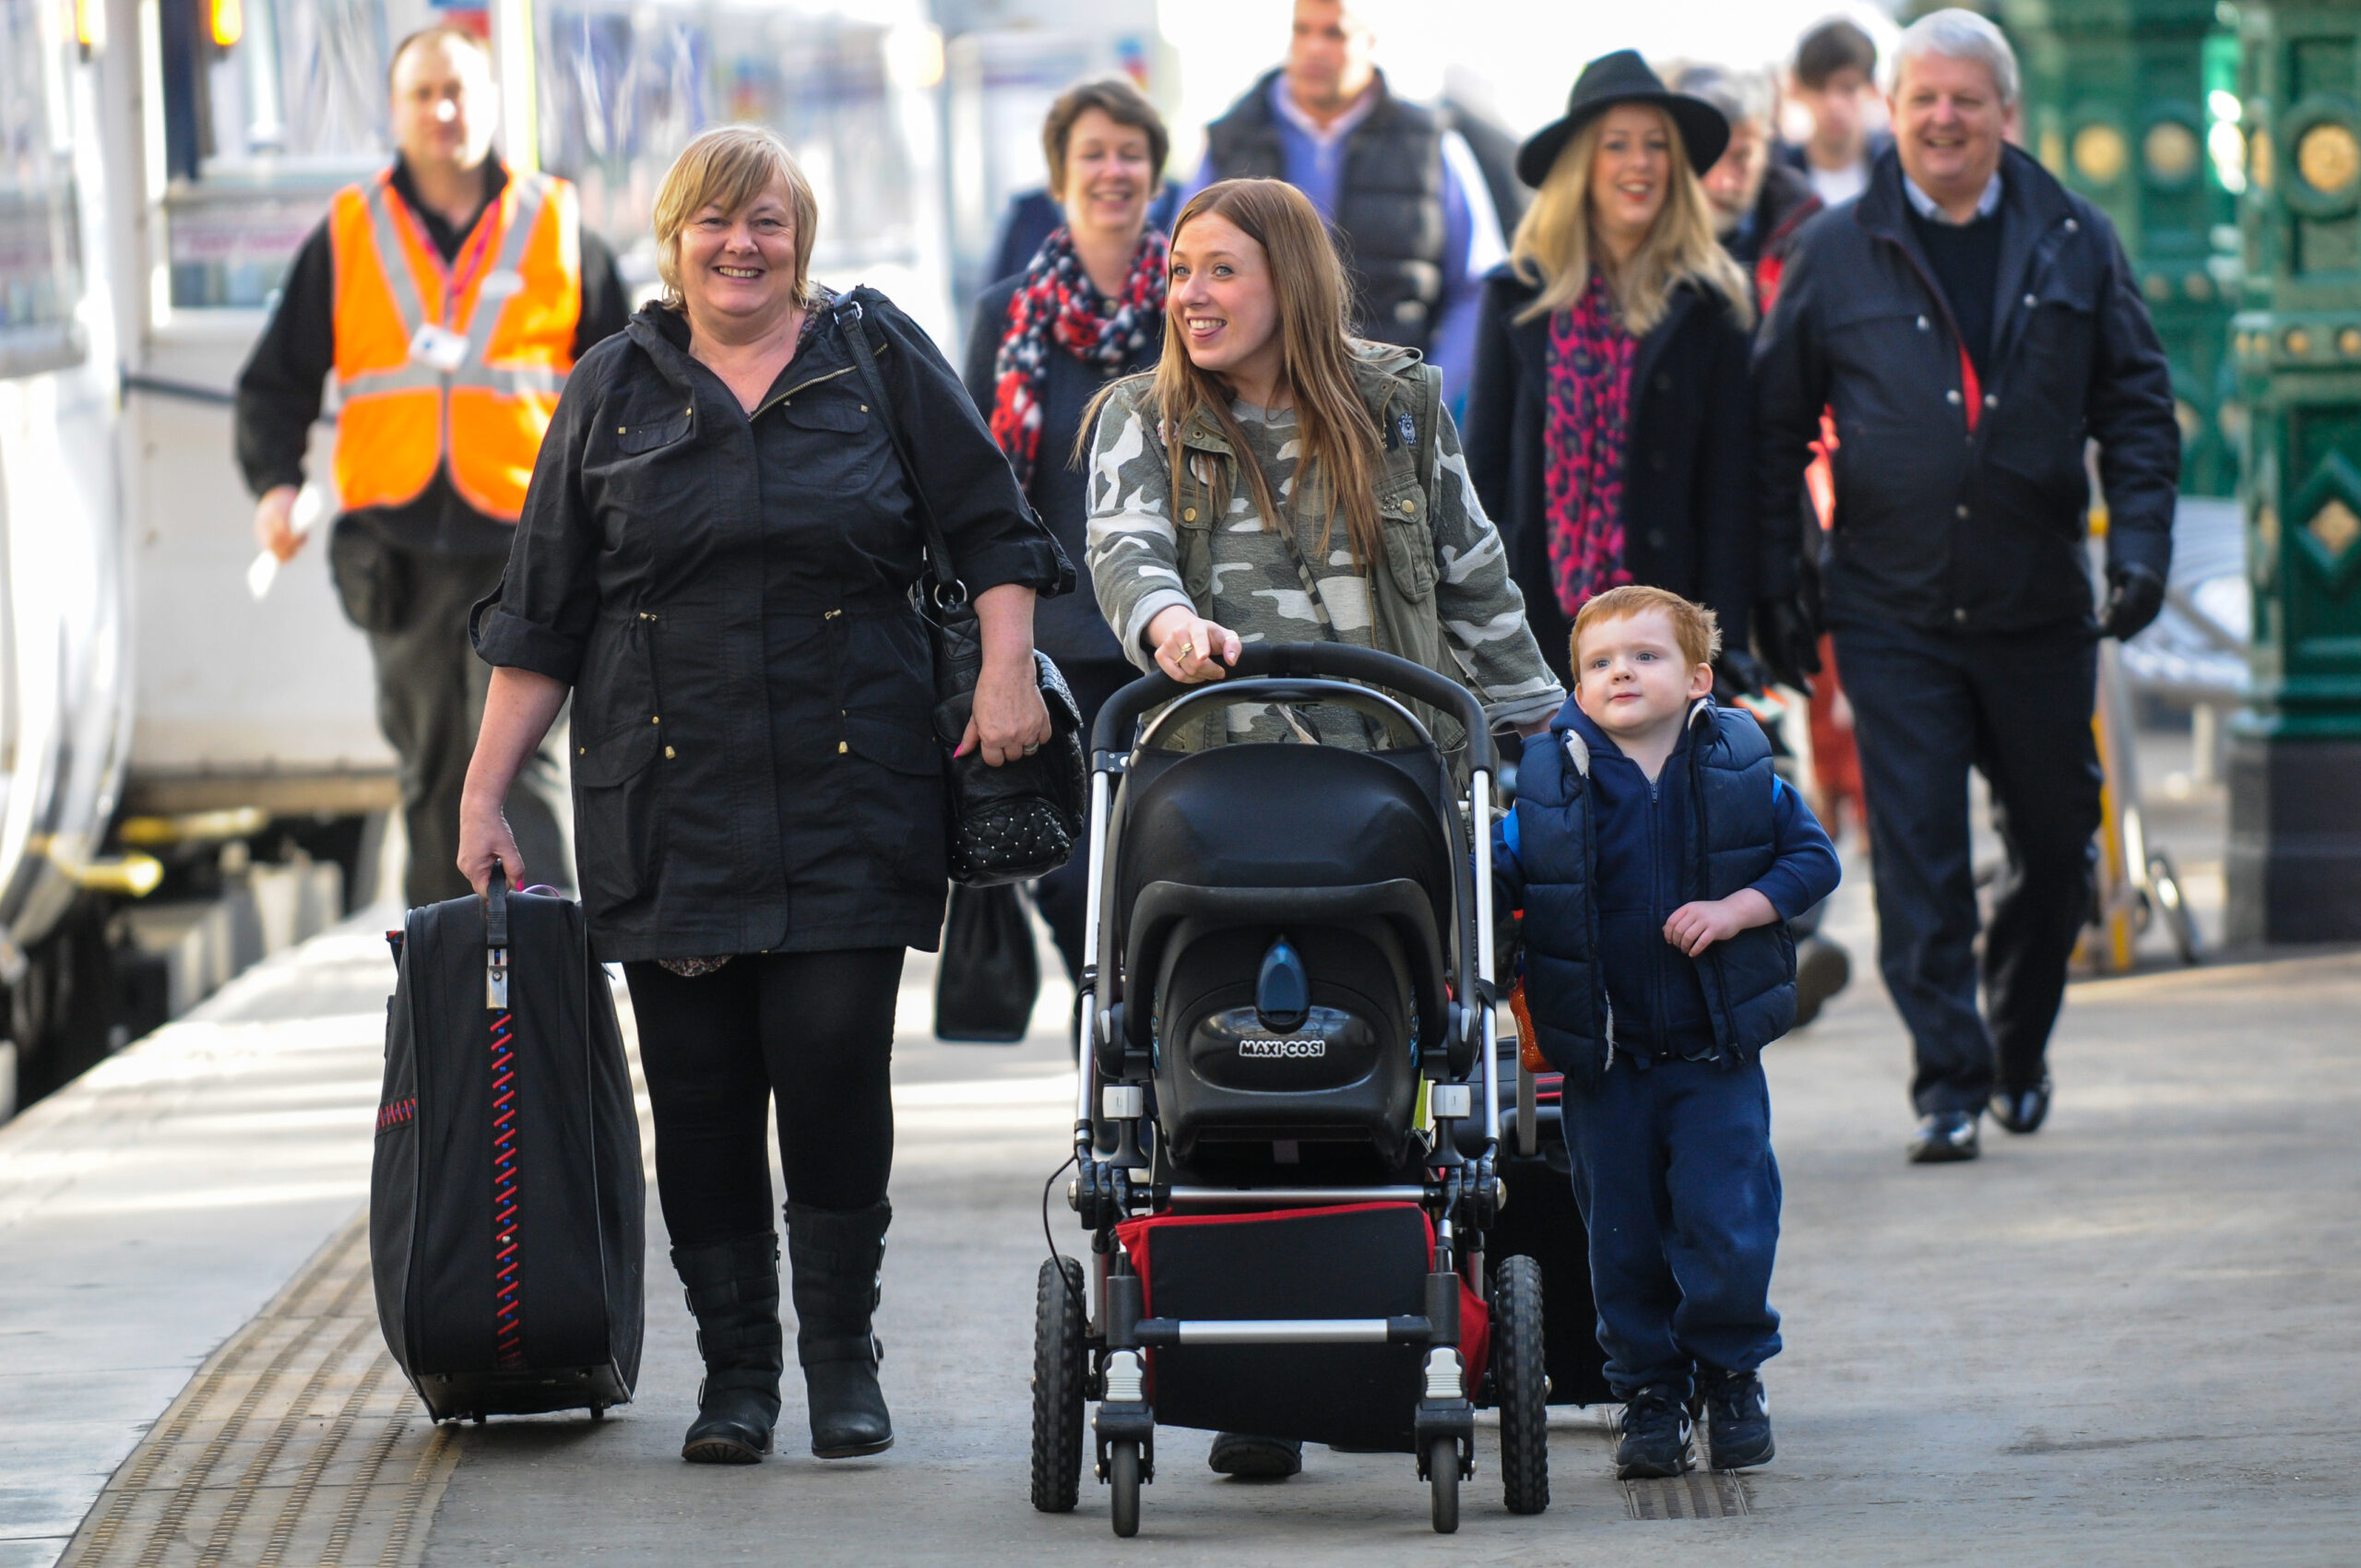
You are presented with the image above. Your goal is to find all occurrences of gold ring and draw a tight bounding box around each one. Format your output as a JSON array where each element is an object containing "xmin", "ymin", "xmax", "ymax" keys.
[{"xmin": 1179, "ymin": 641, "xmax": 1195, "ymax": 659}]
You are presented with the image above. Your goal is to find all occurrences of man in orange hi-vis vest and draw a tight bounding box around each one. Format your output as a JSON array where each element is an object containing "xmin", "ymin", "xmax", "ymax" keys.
[{"xmin": 236, "ymin": 25, "xmax": 625, "ymax": 905}]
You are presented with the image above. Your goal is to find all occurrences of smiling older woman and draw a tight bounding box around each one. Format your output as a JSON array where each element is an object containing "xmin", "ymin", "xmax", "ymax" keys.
[{"xmin": 457, "ymin": 125, "xmax": 1067, "ymax": 1468}]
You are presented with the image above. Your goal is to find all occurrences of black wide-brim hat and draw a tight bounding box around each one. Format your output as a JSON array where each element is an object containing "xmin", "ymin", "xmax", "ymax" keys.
[{"xmin": 1515, "ymin": 49, "xmax": 1731, "ymax": 188}]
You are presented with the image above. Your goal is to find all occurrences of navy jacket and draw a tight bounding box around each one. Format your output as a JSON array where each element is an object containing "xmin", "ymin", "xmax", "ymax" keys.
[
  {"xmin": 1753, "ymin": 145, "xmax": 2177, "ymax": 631},
  {"xmin": 1497, "ymin": 698, "xmax": 1839, "ymax": 1083}
]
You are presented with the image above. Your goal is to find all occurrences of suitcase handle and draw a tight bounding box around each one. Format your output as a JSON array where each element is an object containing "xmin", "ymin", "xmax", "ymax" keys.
[{"xmin": 487, "ymin": 862, "xmax": 510, "ymax": 1010}]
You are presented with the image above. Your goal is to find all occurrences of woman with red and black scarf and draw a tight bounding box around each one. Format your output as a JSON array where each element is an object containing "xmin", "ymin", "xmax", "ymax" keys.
[{"xmin": 962, "ymin": 77, "xmax": 1169, "ymax": 986}]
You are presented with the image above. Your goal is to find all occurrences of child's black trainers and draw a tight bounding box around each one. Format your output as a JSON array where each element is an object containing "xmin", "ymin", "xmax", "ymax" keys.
[
  {"xmin": 1613, "ymin": 1385, "xmax": 1695, "ymax": 1479},
  {"xmin": 1695, "ymin": 1367, "xmax": 1774, "ymax": 1469}
]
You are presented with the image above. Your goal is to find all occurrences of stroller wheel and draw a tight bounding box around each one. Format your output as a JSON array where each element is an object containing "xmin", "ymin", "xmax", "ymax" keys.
[
  {"xmin": 1427, "ymin": 1436, "xmax": 1460, "ymax": 1534},
  {"xmin": 1030, "ymin": 1257, "xmax": 1087, "ymax": 1512},
  {"xmin": 1109, "ymin": 1440, "xmax": 1143, "ymax": 1538},
  {"xmin": 1493, "ymin": 1254, "xmax": 1550, "ymax": 1515}
]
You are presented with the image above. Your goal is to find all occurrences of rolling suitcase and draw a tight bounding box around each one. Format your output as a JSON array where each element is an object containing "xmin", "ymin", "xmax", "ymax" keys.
[{"xmin": 371, "ymin": 873, "xmax": 645, "ymax": 1420}]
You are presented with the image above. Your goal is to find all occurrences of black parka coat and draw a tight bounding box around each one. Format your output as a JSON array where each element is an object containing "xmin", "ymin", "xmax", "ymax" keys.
[
  {"xmin": 474, "ymin": 290, "xmax": 1069, "ymax": 962},
  {"xmin": 1751, "ymin": 145, "xmax": 2177, "ymax": 634},
  {"xmin": 1464, "ymin": 268, "xmax": 1757, "ymax": 686}
]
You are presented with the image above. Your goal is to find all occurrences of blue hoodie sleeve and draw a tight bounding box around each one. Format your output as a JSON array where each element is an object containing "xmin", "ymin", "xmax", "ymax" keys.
[
  {"xmin": 1489, "ymin": 808, "xmax": 1525, "ymax": 910},
  {"xmin": 1750, "ymin": 777, "xmax": 1840, "ymax": 921}
]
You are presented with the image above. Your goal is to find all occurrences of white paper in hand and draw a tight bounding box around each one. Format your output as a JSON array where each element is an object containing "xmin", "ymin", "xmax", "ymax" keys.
[{"xmin": 246, "ymin": 483, "xmax": 332, "ymax": 601}]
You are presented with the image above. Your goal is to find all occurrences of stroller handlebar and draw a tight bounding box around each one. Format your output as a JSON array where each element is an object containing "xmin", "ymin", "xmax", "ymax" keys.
[{"xmin": 1091, "ymin": 644, "xmax": 1499, "ymax": 777}]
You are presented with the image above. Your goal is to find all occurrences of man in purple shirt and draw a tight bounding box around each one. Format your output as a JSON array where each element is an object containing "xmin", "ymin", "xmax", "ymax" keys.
[{"xmin": 1187, "ymin": 0, "xmax": 1506, "ymax": 409}]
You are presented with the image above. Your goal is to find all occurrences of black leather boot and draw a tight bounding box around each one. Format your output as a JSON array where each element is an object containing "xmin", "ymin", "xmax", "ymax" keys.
[
  {"xmin": 786, "ymin": 1200, "xmax": 896, "ymax": 1458},
  {"xmin": 672, "ymin": 1232, "xmax": 784, "ymax": 1464}
]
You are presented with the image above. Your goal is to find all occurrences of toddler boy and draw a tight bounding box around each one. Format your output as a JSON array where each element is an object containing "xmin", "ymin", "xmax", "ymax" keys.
[{"xmin": 1496, "ymin": 585, "xmax": 1839, "ymax": 1478}]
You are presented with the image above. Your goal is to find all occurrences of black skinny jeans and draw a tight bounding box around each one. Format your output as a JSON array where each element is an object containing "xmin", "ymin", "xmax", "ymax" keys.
[{"xmin": 623, "ymin": 950, "xmax": 905, "ymax": 1248}]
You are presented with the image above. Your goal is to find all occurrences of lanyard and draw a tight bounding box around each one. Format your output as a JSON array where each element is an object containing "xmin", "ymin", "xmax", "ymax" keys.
[{"xmin": 391, "ymin": 185, "xmax": 505, "ymax": 327}]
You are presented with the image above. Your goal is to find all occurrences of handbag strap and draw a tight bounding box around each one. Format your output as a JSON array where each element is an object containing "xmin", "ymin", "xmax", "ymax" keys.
[{"xmin": 836, "ymin": 292, "xmax": 967, "ymax": 604}]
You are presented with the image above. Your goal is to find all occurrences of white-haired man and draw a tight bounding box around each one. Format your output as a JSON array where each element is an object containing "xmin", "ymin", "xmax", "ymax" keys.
[{"xmin": 1753, "ymin": 10, "xmax": 2179, "ymax": 1164}]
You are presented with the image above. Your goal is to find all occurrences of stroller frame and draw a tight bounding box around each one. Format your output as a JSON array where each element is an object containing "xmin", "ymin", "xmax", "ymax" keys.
[{"xmin": 1048, "ymin": 644, "xmax": 1526, "ymax": 1537}]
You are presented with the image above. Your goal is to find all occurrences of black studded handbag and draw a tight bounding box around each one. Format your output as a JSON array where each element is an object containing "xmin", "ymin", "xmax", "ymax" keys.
[{"xmin": 837, "ymin": 294, "xmax": 1086, "ymax": 886}]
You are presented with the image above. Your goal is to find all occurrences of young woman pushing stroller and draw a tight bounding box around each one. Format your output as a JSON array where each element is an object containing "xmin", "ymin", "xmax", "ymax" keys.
[{"xmin": 1083, "ymin": 176, "xmax": 1564, "ymax": 1479}]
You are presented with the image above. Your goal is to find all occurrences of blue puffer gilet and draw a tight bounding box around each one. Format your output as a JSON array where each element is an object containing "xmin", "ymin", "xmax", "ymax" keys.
[{"xmin": 1514, "ymin": 700, "xmax": 1798, "ymax": 1086}]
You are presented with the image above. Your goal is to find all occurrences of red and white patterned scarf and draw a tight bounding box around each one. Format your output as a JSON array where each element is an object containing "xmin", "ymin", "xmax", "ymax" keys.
[{"xmin": 989, "ymin": 225, "xmax": 1169, "ymax": 491}]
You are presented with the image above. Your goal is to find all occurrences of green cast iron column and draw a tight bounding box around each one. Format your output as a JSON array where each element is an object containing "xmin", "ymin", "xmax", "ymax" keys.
[
  {"xmin": 2003, "ymin": 0, "xmax": 2243, "ymax": 496},
  {"xmin": 2225, "ymin": 0, "xmax": 2361, "ymax": 941}
]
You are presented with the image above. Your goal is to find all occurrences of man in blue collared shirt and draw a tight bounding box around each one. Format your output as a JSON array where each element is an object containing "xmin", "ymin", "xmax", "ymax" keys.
[{"xmin": 1187, "ymin": 0, "xmax": 1505, "ymax": 409}]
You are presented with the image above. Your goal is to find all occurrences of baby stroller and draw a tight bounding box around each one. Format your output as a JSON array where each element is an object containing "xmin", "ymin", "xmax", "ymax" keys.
[{"xmin": 1031, "ymin": 644, "xmax": 1548, "ymax": 1537}]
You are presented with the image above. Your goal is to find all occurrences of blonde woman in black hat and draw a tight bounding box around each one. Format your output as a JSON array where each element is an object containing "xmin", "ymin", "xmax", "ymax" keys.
[{"xmin": 1465, "ymin": 51, "xmax": 1787, "ymax": 692}]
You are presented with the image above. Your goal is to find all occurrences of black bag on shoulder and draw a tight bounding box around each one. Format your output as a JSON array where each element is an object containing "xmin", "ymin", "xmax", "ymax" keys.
[
  {"xmin": 836, "ymin": 291, "xmax": 1086, "ymax": 886},
  {"xmin": 371, "ymin": 871, "xmax": 645, "ymax": 1420},
  {"xmin": 933, "ymin": 883, "xmax": 1042, "ymax": 1042}
]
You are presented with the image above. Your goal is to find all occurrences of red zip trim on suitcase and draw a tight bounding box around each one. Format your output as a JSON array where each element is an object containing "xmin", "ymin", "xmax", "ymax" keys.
[
  {"xmin": 490, "ymin": 1008, "xmax": 525, "ymax": 1368},
  {"xmin": 375, "ymin": 1096, "xmax": 416, "ymax": 1134}
]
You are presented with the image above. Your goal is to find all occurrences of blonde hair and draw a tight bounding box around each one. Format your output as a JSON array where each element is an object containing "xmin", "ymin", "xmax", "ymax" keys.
[
  {"xmin": 1572, "ymin": 584, "xmax": 1722, "ymax": 671},
  {"xmin": 1083, "ymin": 179, "xmax": 1386, "ymax": 568},
  {"xmin": 652, "ymin": 125, "xmax": 821, "ymax": 312},
  {"xmin": 1509, "ymin": 106, "xmax": 1753, "ymax": 335}
]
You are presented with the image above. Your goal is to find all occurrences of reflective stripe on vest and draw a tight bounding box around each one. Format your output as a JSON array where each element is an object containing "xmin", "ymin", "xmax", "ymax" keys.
[{"xmin": 330, "ymin": 170, "xmax": 581, "ymax": 521}]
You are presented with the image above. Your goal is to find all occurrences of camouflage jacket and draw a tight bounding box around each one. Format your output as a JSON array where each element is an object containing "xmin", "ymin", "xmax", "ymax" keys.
[{"xmin": 1085, "ymin": 347, "xmax": 1562, "ymax": 749}]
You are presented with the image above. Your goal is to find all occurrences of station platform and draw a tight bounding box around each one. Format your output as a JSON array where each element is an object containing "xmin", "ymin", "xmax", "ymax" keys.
[{"xmin": 4, "ymin": 859, "xmax": 2358, "ymax": 1565}]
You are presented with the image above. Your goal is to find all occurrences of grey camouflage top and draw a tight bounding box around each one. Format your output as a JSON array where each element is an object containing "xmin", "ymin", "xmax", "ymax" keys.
[{"xmin": 1086, "ymin": 384, "xmax": 1564, "ymax": 745}]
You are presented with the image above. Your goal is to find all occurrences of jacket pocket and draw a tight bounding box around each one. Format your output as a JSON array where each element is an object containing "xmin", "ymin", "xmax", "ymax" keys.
[
  {"xmin": 1988, "ymin": 281, "xmax": 2098, "ymax": 514},
  {"xmin": 1824, "ymin": 302, "xmax": 1948, "ymax": 434},
  {"xmin": 616, "ymin": 408, "xmax": 693, "ymax": 455},
  {"xmin": 590, "ymin": 399, "xmax": 703, "ymax": 520},
  {"xmin": 327, "ymin": 518, "xmax": 415, "ymax": 636},
  {"xmin": 1377, "ymin": 478, "xmax": 1438, "ymax": 601},
  {"xmin": 778, "ymin": 392, "xmax": 885, "ymax": 493},
  {"xmin": 843, "ymin": 723, "xmax": 948, "ymax": 890},
  {"xmin": 572, "ymin": 719, "xmax": 663, "ymax": 911}
]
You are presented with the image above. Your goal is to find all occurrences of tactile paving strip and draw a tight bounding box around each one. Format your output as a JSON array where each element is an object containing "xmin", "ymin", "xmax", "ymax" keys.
[
  {"xmin": 1587, "ymin": 1405, "xmax": 1754, "ymax": 1520},
  {"xmin": 55, "ymin": 1214, "xmax": 462, "ymax": 1568}
]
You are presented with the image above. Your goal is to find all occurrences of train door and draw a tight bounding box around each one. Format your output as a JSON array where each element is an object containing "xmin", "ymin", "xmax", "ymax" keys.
[{"xmin": 0, "ymin": 0, "xmax": 136, "ymax": 1109}]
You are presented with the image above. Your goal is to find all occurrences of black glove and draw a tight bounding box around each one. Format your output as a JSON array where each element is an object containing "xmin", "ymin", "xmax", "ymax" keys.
[
  {"xmin": 1714, "ymin": 647, "xmax": 1772, "ymax": 701},
  {"xmin": 1754, "ymin": 598, "xmax": 1823, "ymax": 693},
  {"xmin": 2101, "ymin": 564, "xmax": 2165, "ymax": 642}
]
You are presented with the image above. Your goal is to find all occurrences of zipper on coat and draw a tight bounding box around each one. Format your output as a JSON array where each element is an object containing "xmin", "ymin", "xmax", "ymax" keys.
[
  {"xmin": 750, "ymin": 362, "xmax": 858, "ymax": 425},
  {"xmin": 1875, "ymin": 232, "xmax": 1986, "ymax": 620},
  {"xmin": 1648, "ymin": 774, "xmax": 1670, "ymax": 1056},
  {"xmin": 635, "ymin": 610, "xmax": 670, "ymax": 757},
  {"xmin": 1691, "ymin": 734, "xmax": 1739, "ymax": 1051}
]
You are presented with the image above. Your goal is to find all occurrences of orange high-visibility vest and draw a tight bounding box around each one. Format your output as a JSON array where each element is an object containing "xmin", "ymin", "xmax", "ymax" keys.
[{"xmin": 328, "ymin": 167, "xmax": 582, "ymax": 521}]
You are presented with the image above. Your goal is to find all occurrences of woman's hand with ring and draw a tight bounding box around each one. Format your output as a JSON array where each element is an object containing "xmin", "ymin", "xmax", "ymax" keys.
[
  {"xmin": 1146, "ymin": 606, "xmax": 1241, "ymax": 684},
  {"xmin": 961, "ymin": 656, "xmax": 1052, "ymax": 766}
]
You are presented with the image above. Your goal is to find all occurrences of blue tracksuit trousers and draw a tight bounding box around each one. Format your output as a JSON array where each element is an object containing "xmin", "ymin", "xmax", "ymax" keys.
[{"xmin": 1560, "ymin": 1054, "xmax": 1782, "ymax": 1399}]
